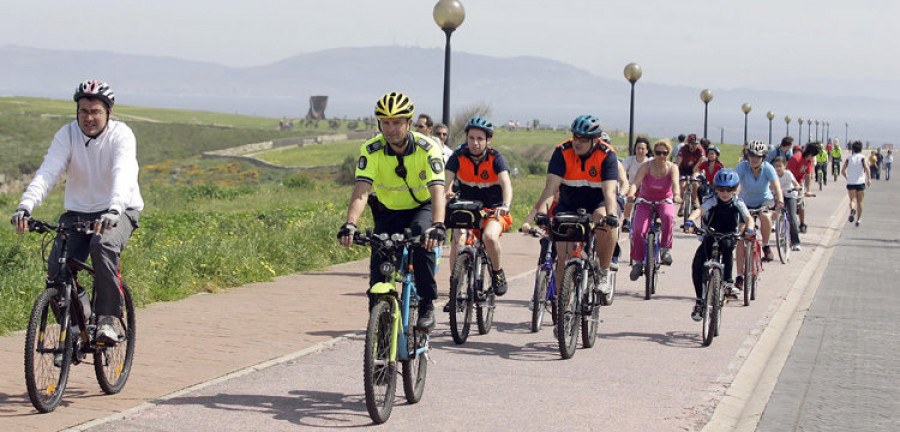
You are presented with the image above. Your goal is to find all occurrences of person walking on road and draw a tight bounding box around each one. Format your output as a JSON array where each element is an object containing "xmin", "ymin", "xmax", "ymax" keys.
[
  {"xmin": 10, "ymin": 80, "xmax": 143, "ymax": 345},
  {"xmin": 337, "ymin": 92, "xmax": 446, "ymax": 332},
  {"xmin": 842, "ymin": 140, "xmax": 871, "ymax": 227},
  {"xmin": 886, "ymin": 149, "xmax": 893, "ymax": 181}
]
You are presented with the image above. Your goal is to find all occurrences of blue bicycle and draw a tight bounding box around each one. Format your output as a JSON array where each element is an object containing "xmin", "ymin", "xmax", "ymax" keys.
[
  {"xmin": 523, "ymin": 216, "xmax": 557, "ymax": 333},
  {"xmin": 353, "ymin": 229, "xmax": 430, "ymax": 424},
  {"xmin": 633, "ymin": 197, "xmax": 672, "ymax": 300}
]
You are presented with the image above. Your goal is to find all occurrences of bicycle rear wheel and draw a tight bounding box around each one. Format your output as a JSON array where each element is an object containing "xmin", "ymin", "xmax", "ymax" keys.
[
  {"xmin": 775, "ymin": 212, "xmax": 790, "ymax": 264},
  {"xmin": 644, "ymin": 231, "xmax": 657, "ymax": 300},
  {"xmin": 555, "ymin": 264, "xmax": 580, "ymax": 359},
  {"xmin": 476, "ymin": 262, "xmax": 495, "ymax": 335},
  {"xmin": 401, "ymin": 306, "xmax": 427, "ymax": 404},
  {"xmin": 531, "ymin": 268, "xmax": 551, "ymax": 333},
  {"xmin": 25, "ymin": 287, "xmax": 72, "ymax": 413},
  {"xmin": 363, "ymin": 300, "xmax": 397, "ymax": 424},
  {"xmin": 581, "ymin": 270, "xmax": 599, "ymax": 348},
  {"xmin": 94, "ymin": 282, "xmax": 136, "ymax": 394},
  {"xmin": 682, "ymin": 189, "xmax": 694, "ymax": 226},
  {"xmin": 448, "ymin": 254, "xmax": 473, "ymax": 344}
]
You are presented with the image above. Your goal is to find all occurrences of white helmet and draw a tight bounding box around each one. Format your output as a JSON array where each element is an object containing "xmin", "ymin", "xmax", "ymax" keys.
[{"xmin": 747, "ymin": 140, "xmax": 768, "ymax": 157}]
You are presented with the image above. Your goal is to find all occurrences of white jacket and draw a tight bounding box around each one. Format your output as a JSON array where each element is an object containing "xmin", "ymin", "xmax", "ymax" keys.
[{"xmin": 19, "ymin": 120, "xmax": 144, "ymax": 214}]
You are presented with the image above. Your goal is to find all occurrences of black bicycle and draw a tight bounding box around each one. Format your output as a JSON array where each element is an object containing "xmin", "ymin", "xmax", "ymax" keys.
[
  {"xmin": 689, "ymin": 225, "xmax": 741, "ymax": 346},
  {"xmin": 23, "ymin": 218, "xmax": 136, "ymax": 413},
  {"xmin": 445, "ymin": 200, "xmax": 497, "ymax": 344}
]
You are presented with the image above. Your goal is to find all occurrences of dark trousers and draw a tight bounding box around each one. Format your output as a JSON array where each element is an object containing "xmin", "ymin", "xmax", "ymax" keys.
[
  {"xmin": 49, "ymin": 210, "xmax": 139, "ymax": 317},
  {"xmin": 784, "ymin": 196, "xmax": 801, "ymax": 246},
  {"xmin": 691, "ymin": 236, "xmax": 736, "ymax": 300},
  {"xmin": 369, "ymin": 205, "xmax": 437, "ymax": 311}
]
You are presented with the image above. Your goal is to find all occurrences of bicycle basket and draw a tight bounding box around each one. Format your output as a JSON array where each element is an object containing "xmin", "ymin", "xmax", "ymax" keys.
[
  {"xmin": 445, "ymin": 200, "xmax": 483, "ymax": 229},
  {"xmin": 550, "ymin": 214, "xmax": 592, "ymax": 242}
]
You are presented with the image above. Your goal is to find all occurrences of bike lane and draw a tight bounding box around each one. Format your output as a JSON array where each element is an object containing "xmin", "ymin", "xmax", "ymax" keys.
[{"xmin": 0, "ymin": 181, "xmax": 849, "ymax": 431}]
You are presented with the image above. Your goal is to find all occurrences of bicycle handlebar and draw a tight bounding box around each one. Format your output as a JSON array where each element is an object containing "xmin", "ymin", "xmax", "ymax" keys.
[
  {"xmin": 25, "ymin": 218, "xmax": 96, "ymax": 235},
  {"xmin": 352, "ymin": 229, "xmax": 422, "ymax": 249},
  {"xmin": 635, "ymin": 198, "xmax": 674, "ymax": 206}
]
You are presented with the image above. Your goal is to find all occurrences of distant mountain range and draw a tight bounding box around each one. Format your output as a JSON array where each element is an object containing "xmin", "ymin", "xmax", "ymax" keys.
[{"xmin": 1, "ymin": 45, "xmax": 897, "ymax": 144}]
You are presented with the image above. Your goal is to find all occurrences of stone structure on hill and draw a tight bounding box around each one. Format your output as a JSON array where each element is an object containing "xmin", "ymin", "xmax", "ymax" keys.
[{"xmin": 306, "ymin": 96, "xmax": 328, "ymax": 120}]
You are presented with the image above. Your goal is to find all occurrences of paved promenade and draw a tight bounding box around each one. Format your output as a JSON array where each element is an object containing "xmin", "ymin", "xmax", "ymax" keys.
[
  {"xmin": 1, "ymin": 175, "xmax": 891, "ymax": 431},
  {"xmin": 757, "ymin": 179, "xmax": 900, "ymax": 431}
]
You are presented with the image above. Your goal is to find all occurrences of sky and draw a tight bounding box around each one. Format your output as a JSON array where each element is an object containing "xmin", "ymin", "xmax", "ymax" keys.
[{"xmin": 2, "ymin": 0, "xmax": 897, "ymax": 93}]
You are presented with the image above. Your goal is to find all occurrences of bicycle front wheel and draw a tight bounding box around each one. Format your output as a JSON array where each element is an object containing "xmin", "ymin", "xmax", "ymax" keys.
[
  {"xmin": 775, "ymin": 212, "xmax": 790, "ymax": 264},
  {"xmin": 743, "ymin": 242, "xmax": 753, "ymax": 307},
  {"xmin": 701, "ymin": 269, "xmax": 721, "ymax": 346},
  {"xmin": 581, "ymin": 270, "xmax": 599, "ymax": 348},
  {"xmin": 555, "ymin": 264, "xmax": 580, "ymax": 359},
  {"xmin": 401, "ymin": 308, "xmax": 427, "ymax": 404},
  {"xmin": 94, "ymin": 282, "xmax": 136, "ymax": 394},
  {"xmin": 448, "ymin": 254, "xmax": 473, "ymax": 344},
  {"xmin": 25, "ymin": 287, "xmax": 72, "ymax": 413},
  {"xmin": 476, "ymin": 261, "xmax": 495, "ymax": 335},
  {"xmin": 531, "ymin": 268, "xmax": 551, "ymax": 333},
  {"xmin": 645, "ymin": 231, "xmax": 657, "ymax": 300},
  {"xmin": 682, "ymin": 189, "xmax": 694, "ymax": 226},
  {"xmin": 363, "ymin": 300, "xmax": 397, "ymax": 424}
]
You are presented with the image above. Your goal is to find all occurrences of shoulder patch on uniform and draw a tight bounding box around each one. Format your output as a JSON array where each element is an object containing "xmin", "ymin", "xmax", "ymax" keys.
[
  {"xmin": 366, "ymin": 140, "xmax": 384, "ymax": 154},
  {"xmin": 415, "ymin": 138, "xmax": 433, "ymax": 151},
  {"xmin": 429, "ymin": 156, "xmax": 444, "ymax": 174},
  {"xmin": 358, "ymin": 156, "xmax": 367, "ymax": 170}
]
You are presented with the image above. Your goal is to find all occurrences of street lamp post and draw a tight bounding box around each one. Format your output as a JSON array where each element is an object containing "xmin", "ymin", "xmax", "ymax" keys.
[
  {"xmin": 700, "ymin": 89, "xmax": 714, "ymax": 139},
  {"xmin": 624, "ymin": 63, "xmax": 642, "ymax": 155},
  {"xmin": 766, "ymin": 111, "xmax": 775, "ymax": 147},
  {"xmin": 741, "ymin": 103, "xmax": 752, "ymax": 144},
  {"xmin": 720, "ymin": 126, "xmax": 726, "ymax": 146},
  {"xmin": 845, "ymin": 122, "xmax": 849, "ymax": 145},
  {"xmin": 433, "ymin": 0, "xmax": 466, "ymax": 127},
  {"xmin": 797, "ymin": 117, "xmax": 804, "ymax": 145},
  {"xmin": 815, "ymin": 120, "xmax": 820, "ymax": 142},
  {"xmin": 784, "ymin": 115, "xmax": 791, "ymax": 139},
  {"xmin": 807, "ymin": 118, "xmax": 812, "ymax": 143},
  {"xmin": 826, "ymin": 121, "xmax": 830, "ymax": 143}
]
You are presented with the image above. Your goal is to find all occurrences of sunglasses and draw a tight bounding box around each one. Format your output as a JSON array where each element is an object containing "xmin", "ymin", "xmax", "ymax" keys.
[
  {"xmin": 654, "ymin": 150, "xmax": 669, "ymax": 156},
  {"xmin": 435, "ymin": 132, "xmax": 448, "ymax": 137},
  {"xmin": 415, "ymin": 124, "xmax": 427, "ymax": 129},
  {"xmin": 715, "ymin": 186, "xmax": 736, "ymax": 192}
]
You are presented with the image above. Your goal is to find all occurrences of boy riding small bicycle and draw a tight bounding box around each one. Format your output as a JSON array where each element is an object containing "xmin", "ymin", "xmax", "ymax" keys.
[{"xmin": 683, "ymin": 169, "xmax": 755, "ymax": 321}]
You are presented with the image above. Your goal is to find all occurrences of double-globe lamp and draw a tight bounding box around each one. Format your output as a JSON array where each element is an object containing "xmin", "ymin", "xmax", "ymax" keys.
[
  {"xmin": 624, "ymin": 62, "xmax": 642, "ymax": 155},
  {"xmin": 433, "ymin": 0, "xmax": 465, "ymax": 127}
]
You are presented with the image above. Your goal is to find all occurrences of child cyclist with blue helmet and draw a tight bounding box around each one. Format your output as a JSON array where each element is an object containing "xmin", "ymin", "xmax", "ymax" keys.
[{"xmin": 683, "ymin": 169, "xmax": 756, "ymax": 321}]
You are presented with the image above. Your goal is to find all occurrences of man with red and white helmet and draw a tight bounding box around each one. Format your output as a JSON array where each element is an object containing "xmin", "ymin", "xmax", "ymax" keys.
[{"xmin": 11, "ymin": 80, "xmax": 143, "ymax": 345}]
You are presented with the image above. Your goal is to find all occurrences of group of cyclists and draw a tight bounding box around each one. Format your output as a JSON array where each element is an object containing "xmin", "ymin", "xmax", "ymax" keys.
[{"xmin": 332, "ymin": 91, "xmax": 859, "ymax": 333}]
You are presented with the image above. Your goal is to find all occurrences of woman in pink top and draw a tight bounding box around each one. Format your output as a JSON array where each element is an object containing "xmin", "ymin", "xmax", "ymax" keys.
[{"xmin": 629, "ymin": 139, "xmax": 682, "ymax": 281}]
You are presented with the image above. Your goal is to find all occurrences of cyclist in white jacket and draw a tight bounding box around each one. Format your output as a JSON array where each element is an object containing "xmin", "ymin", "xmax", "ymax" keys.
[{"xmin": 11, "ymin": 80, "xmax": 143, "ymax": 344}]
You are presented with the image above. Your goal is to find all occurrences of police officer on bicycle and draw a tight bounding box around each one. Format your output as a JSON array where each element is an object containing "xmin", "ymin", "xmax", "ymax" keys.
[
  {"xmin": 337, "ymin": 92, "xmax": 446, "ymax": 332},
  {"xmin": 11, "ymin": 80, "xmax": 143, "ymax": 345}
]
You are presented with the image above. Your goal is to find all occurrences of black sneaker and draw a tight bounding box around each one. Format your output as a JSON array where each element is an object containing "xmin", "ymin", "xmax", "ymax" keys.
[
  {"xmin": 849, "ymin": 208, "xmax": 856, "ymax": 223},
  {"xmin": 799, "ymin": 223, "xmax": 808, "ymax": 234},
  {"xmin": 492, "ymin": 269, "xmax": 508, "ymax": 296},
  {"xmin": 630, "ymin": 262, "xmax": 644, "ymax": 281},
  {"xmin": 443, "ymin": 302, "xmax": 451, "ymax": 313},
  {"xmin": 762, "ymin": 245, "xmax": 774, "ymax": 262},
  {"xmin": 416, "ymin": 303, "xmax": 435, "ymax": 332},
  {"xmin": 621, "ymin": 218, "xmax": 631, "ymax": 231},
  {"xmin": 691, "ymin": 302, "xmax": 704, "ymax": 322}
]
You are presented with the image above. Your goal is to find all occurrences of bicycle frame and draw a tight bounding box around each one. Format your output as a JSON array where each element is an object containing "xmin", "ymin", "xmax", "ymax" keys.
[
  {"xmin": 538, "ymin": 235, "xmax": 557, "ymax": 302},
  {"xmin": 369, "ymin": 241, "xmax": 427, "ymax": 364}
]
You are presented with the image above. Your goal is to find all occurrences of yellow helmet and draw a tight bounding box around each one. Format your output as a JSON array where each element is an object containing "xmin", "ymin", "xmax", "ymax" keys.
[{"xmin": 374, "ymin": 92, "xmax": 415, "ymax": 119}]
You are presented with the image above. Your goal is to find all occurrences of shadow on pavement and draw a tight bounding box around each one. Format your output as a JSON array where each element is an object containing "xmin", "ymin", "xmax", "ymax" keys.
[
  {"xmin": 160, "ymin": 390, "xmax": 376, "ymax": 429},
  {"xmin": 600, "ymin": 330, "xmax": 700, "ymax": 348}
]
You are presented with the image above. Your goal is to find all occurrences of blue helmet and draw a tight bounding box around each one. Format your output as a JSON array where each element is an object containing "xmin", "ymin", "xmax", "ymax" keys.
[
  {"xmin": 570, "ymin": 115, "xmax": 603, "ymax": 137},
  {"xmin": 707, "ymin": 145, "xmax": 720, "ymax": 155},
  {"xmin": 465, "ymin": 117, "xmax": 494, "ymax": 137},
  {"xmin": 714, "ymin": 168, "xmax": 740, "ymax": 187}
]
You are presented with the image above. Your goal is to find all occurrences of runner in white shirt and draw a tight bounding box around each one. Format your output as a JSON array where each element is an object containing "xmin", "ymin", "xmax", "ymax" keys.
[
  {"xmin": 842, "ymin": 140, "xmax": 871, "ymax": 227},
  {"xmin": 11, "ymin": 80, "xmax": 143, "ymax": 344}
]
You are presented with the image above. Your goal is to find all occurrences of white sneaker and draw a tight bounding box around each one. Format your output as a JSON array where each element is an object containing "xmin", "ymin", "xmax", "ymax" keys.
[
  {"xmin": 95, "ymin": 316, "xmax": 119, "ymax": 344},
  {"xmin": 791, "ymin": 244, "xmax": 801, "ymax": 251},
  {"xmin": 596, "ymin": 268, "xmax": 611, "ymax": 295}
]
